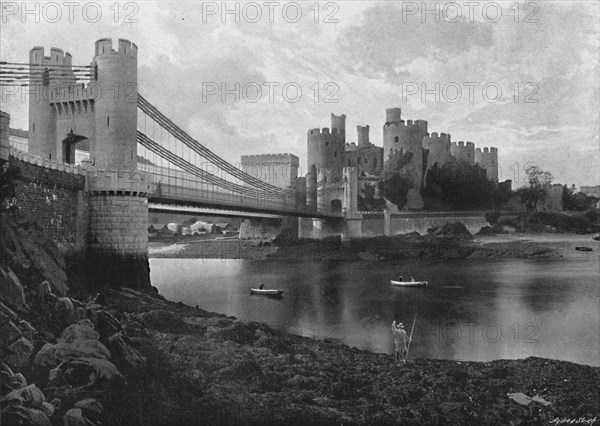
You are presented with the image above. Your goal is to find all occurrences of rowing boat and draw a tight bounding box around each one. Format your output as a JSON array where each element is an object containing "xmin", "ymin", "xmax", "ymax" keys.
[
  {"xmin": 390, "ymin": 280, "xmax": 428, "ymax": 287},
  {"xmin": 250, "ymin": 288, "xmax": 284, "ymax": 296}
]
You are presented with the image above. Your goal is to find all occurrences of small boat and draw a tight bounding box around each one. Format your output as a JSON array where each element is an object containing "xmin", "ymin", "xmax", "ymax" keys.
[
  {"xmin": 390, "ymin": 280, "xmax": 428, "ymax": 287},
  {"xmin": 250, "ymin": 288, "xmax": 284, "ymax": 296},
  {"xmin": 575, "ymin": 247, "xmax": 593, "ymax": 252}
]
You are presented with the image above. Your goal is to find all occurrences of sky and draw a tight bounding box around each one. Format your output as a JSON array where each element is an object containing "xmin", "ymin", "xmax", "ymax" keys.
[{"xmin": 1, "ymin": 1, "xmax": 599, "ymax": 187}]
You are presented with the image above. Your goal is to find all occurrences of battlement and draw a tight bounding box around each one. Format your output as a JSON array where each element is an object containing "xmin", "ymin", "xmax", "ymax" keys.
[
  {"xmin": 29, "ymin": 46, "xmax": 72, "ymax": 67},
  {"xmin": 241, "ymin": 153, "xmax": 299, "ymax": 166},
  {"xmin": 94, "ymin": 38, "xmax": 138, "ymax": 58},
  {"xmin": 383, "ymin": 120, "xmax": 426, "ymax": 131},
  {"xmin": 426, "ymin": 132, "xmax": 451, "ymax": 141},
  {"xmin": 466, "ymin": 141, "xmax": 474, "ymax": 148},
  {"xmin": 308, "ymin": 128, "xmax": 341, "ymax": 136}
]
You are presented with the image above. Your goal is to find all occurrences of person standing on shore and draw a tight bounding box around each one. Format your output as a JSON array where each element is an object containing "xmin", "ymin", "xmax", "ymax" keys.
[{"xmin": 392, "ymin": 320, "xmax": 408, "ymax": 362}]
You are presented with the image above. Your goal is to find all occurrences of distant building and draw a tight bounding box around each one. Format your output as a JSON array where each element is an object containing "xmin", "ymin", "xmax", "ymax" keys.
[{"xmin": 580, "ymin": 185, "xmax": 600, "ymax": 198}]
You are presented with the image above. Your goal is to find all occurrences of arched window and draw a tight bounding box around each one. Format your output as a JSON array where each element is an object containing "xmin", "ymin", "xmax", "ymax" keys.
[
  {"xmin": 325, "ymin": 141, "xmax": 330, "ymax": 147},
  {"xmin": 334, "ymin": 151, "xmax": 337, "ymax": 157}
]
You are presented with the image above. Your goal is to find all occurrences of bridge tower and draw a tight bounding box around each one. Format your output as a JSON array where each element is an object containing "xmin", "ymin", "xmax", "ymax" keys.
[{"xmin": 85, "ymin": 38, "xmax": 152, "ymax": 290}]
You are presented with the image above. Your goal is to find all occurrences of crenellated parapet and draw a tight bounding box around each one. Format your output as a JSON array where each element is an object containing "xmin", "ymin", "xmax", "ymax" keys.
[
  {"xmin": 423, "ymin": 131, "xmax": 451, "ymax": 171},
  {"xmin": 475, "ymin": 146, "xmax": 499, "ymax": 182},
  {"xmin": 450, "ymin": 141, "xmax": 475, "ymax": 165}
]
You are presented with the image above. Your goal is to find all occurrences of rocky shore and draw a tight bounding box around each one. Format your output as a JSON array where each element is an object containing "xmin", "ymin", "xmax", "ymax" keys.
[
  {"xmin": 2, "ymin": 212, "xmax": 599, "ymax": 425},
  {"xmin": 3, "ymin": 285, "xmax": 599, "ymax": 426}
]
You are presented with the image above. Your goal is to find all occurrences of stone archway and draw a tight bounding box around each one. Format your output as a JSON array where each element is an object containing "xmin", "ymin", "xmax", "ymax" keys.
[{"xmin": 62, "ymin": 129, "xmax": 89, "ymax": 164}]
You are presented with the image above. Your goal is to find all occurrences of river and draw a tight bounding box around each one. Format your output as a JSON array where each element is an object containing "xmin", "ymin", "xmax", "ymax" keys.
[{"xmin": 150, "ymin": 249, "xmax": 599, "ymax": 366}]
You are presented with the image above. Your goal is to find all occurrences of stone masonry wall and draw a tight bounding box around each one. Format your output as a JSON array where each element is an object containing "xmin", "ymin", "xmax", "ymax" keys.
[
  {"xmin": 9, "ymin": 157, "xmax": 87, "ymax": 249},
  {"xmin": 88, "ymin": 195, "xmax": 148, "ymax": 253}
]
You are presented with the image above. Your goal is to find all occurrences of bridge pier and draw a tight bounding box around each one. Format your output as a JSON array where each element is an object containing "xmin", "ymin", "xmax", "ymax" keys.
[
  {"xmin": 85, "ymin": 172, "xmax": 153, "ymax": 289},
  {"xmin": 238, "ymin": 217, "xmax": 284, "ymax": 239}
]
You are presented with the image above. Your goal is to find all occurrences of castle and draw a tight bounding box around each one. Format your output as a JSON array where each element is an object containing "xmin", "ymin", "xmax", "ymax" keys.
[{"xmin": 304, "ymin": 108, "xmax": 499, "ymax": 211}]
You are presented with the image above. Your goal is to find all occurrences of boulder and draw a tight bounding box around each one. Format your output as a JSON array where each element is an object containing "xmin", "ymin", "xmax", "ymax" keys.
[
  {"xmin": 74, "ymin": 398, "xmax": 103, "ymax": 418},
  {"xmin": 94, "ymin": 310, "xmax": 122, "ymax": 341},
  {"xmin": 62, "ymin": 408, "xmax": 90, "ymax": 426},
  {"xmin": 0, "ymin": 319, "xmax": 23, "ymax": 347},
  {"xmin": 49, "ymin": 357, "xmax": 122, "ymax": 389},
  {"xmin": 60, "ymin": 320, "xmax": 99, "ymax": 342},
  {"xmin": 0, "ymin": 266, "xmax": 26, "ymax": 309},
  {"xmin": 108, "ymin": 332, "xmax": 146, "ymax": 369},
  {"xmin": 7, "ymin": 337, "xmax": 35, "ymax": 368},
  {"xmin": 2, "ymin": 384, "xmax": 46, "ymax": 408},
  {"xmin": 3, "ymin": 406, "xmax": 51, "ymax": 426},
  {"xmin": 34, "ymin": 320, "xmax": 110, "ymax": 367},
  {"xmin": 34, "ymin": 339, "xmax": 110, "ymax": 368}
]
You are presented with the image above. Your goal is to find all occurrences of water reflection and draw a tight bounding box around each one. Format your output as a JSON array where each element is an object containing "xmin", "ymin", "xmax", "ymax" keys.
[{"xmin": 151, "ymin": 256, "xmax": 599, "ymax": 366}]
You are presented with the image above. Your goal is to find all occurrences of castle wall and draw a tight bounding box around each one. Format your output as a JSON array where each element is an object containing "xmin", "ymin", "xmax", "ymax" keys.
[
  {"xmin": 8, "ymin": 156, "xmax": 87, "ymax": 250},
  {"xmin": 0, "ymin": 111, "xmax": 9, "ymax": 159},
  {"xmin": 240, "ymin": 153, "xmax": 299, "ymax": 190},
  {"xmin": 388, "ymin": 212, "xmax": 489, "ymax": 236}
]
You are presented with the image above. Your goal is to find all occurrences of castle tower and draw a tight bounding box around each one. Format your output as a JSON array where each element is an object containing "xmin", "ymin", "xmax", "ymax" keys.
[
  {"xmin": 28, "ymin": 47, "xmax": 76, "ymax": 159},
  {"xmin": 450, "ymin": 141, "xmax": 475, "ymax": 165},
  {"xmin": 91, "ymin": 38, "xmax": 138, "ymax": 170},
  {"xmin": 307, "ymin": 123, "xmax": 345, "ymax": 185},
  {"xmin": 382, "ymin": 108, "xmax": 427, "ymax": 189},
  {"xmin": 385, "ymin": 108, "xmax": 402, "ymax": 124},
  {"xmin": 475, "ymin": 147, "xmax": 499, "ymax": 182},
  {"xmin": 331, "ymin": 113, "xmax": 346, "ymax": 141},
  {"xmin": 0, "ymin": 110, "xmax": 10, "ymax": 159},
  {"xmin": 423, "ymin": 132, "xmax": 451, "ymax": 173},
  {"xmin": 357, "ymin": 125, "xmax": 370, "ymax": 148},
  {"xmin": 86, "ymin": 38, "xmax": 151, "ymax": 289}
]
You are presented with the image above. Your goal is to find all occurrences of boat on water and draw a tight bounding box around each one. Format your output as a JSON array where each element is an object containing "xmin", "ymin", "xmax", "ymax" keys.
[
  {"xmin": 390, "ymin": 280, "xmax": 428, "ymax": 287},
  {"xmin": 250, "ymin": 288, "xmax": 284, "ymax": 296},
  {"xmin": 575, "ymin": 247, "xmax": 593, "ymax": 252}
]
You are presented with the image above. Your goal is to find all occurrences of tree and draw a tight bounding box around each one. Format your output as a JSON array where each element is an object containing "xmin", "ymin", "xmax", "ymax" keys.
[
  {"xmin": 423, "ymin": 163, "xmax": 499, "ymax": 210},
  {"xmin": 378, "ymin": 151, "xmax": 414, "ymax": 210},
  {"xmin": 516, "ymin": 165, "xmax": 553, "ymax": 211},
  {"xmin": 357, "ymin": 182, "xmax": 386, "ymax": 211}
]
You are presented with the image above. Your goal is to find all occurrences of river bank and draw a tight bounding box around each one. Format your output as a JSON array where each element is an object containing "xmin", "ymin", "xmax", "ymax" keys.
[{"xmin": 149, "ymin": 228, "xmax": 599, "ymax": 261}]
